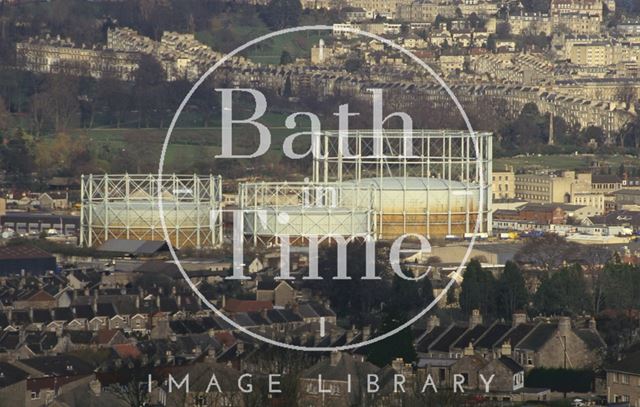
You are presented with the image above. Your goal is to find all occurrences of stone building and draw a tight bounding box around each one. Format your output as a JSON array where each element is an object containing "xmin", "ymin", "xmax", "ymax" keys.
[
  {"xmin": 16, "ymin": 35, "xmax": 140, "ymax": 81},
  {"xmin": 345, "ymin": 0, "xmax": 412, "ymax": 18},
  {"xmin": 511, "ymin": 316, "xmax": 604, "ymax": 370},
  {"xmin": 255, "ymin": 280, "xmax": 295, "ymax": 307},
  {"xmin": 570, "ymin": 192, "xmax": 605, "ymax": 214},
  {"xmin": 550, "ymin": 0, "xmax": 603, "ymax": 35},
  {"xmin": 415, "ymin": 312, "xmax": 605, "ymax": 371},
  {"xmin": 605, "ymin": 352, "xmax": 640, "ymax": 406},
  {"xmin": 551, "ymin": 0, "xmax": 603, "ymax": 18},
  {"xmin": 492, "ymin": 168, "xmax": 516, "ymax": 200},
  {"xmin": 515, "ymin": 171, "xmax": 593, "ymax": 203},
  {"xmin": 298, "ymin": 352, "xmax": 378, "ymax": 407},
  {"xmin": 509, "ymin": 12, "xmax": 553, "ymax": 35},
  {"xmin": 614, "ymin": 189, "xmax": 640, "ymax": 210},
  {"xmin": 478, "ymin": 356, "xmax": 525, "ymax": 392}
]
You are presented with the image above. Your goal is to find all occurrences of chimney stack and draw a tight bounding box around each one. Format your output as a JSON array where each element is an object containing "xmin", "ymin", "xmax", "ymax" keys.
[
  {"xmin": 558, "ymin": 316, "xmax": 571, "ymax": 337},
  {"xmin": 464, "ymin": 342, "xmax": 475, "ymax": 356},
  {"xmin": 469, "ymin": 309, "xmax": 482, "ymax": 328},
  {"xmin": 89, "ymin": 379, "xmax": 101, "ymax": 396},
  {"xmin": 362, "ymin": 326, "xmax": 371, "ymax": 340},
  {"xmin": 512, "ymin": 312, "xmax": 527, "ymax": 327},
  {"xmin": 391, "ymin": 358, "xmax": 404, "ymax": 372},
  {"xmin": 501, "ymin": 340, "xmax": 512, "ymax": 357},
  {"xmin": 330, "ymin": 351, "xmax": 342, "ymax": 367},
  {"xmin": 427, "ymin": 315, "xmax": 440, "ymax": 332}
]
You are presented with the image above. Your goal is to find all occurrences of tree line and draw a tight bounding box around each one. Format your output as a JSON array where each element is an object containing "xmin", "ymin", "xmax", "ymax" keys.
[{"xmin": 460, "ymin": 241, "xmax": 640, "ymax": 320}]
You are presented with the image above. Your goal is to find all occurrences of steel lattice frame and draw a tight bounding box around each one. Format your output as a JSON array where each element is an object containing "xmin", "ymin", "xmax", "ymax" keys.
[
  {"xmin": 313, "ymin": 129, "xmax": 491, "ymax": 184},
  {"xmin": 240, "ymin": 129, "xmax": 493, "ymax": 244},
  {"xmin": 239, "ymin": 182, "xmax": 377, "ymax": 245},
  {"xmin": 80, "ymin": 174, "xmax": 222, "ymax": 249},
  {"xmin": 315, "ymin": 129, "xmax": 493, "ymax": 239}
]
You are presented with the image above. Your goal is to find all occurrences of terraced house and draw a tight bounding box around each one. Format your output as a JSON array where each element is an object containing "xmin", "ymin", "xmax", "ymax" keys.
[{"xmin": 605, "ymin": 352, "xmax": 640, "ymax": 407}]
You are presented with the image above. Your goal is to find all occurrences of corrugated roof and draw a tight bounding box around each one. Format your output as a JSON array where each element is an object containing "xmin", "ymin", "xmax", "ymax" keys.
[
  {"xmin": 97, "ymin": 239, "xmax": 169, "ymax": 255},
  {"xmin": 0, "ymin": 245, "xmax": 54, "ymax": 261}
]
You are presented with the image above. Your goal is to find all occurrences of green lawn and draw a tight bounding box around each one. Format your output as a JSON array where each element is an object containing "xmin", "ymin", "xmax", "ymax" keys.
[
  {"xmin": 195, "ymin": 13, "xmax": 329, "ymax": 65},
  {"xmin": 72, "ymin": 125, "xmax": 637, "ymax": 174},
  {"xmin": 494, "ymin": 153, "xmax": 639, "ymax": 172},
  {"xmin": 68, "ymin": 111, "xmax": 312, "ymax": 170}
]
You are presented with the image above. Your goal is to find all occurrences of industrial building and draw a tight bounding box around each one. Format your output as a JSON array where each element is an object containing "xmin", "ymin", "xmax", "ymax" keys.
[
  {"xmin": 80, "ymin": 131, "xmax": 492, "ymax": 249},
  {"xmin": 0, "ymin": 212, "xmax": 79, "ymax": 236},
  {"xmin": 80, "ymin": 174, "xmax": 223, "ymax": 249},
  {"xmin": 0, "ymin": 245, "xmax": 56, "ymax": 275},
  {"xmin": 240, "ymin": 129, "xmax": 493, "ymax": 244}
]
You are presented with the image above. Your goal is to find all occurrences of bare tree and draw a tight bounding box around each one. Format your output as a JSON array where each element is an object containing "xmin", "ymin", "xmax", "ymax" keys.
[
  {"xmin": 514, "ymin": 234, "xmax": 582, "ymax": 274},
  {"xmin": 30, "ymin": 92, "xmax": 49, "ymax": 136},
  {"xmin": 45, "ymin": 72, "xmax": 79, "ymax": 132},
  {"xmin": 0, "ymin": 95, "xmax": 10, "ymax": 132},
  {"xmin": 109, "ymin": 381, "xmax": 150, "ymax": 407}
]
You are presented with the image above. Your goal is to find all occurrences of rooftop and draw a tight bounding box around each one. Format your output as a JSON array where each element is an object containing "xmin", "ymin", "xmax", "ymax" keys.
[{"xmin": 0, "ymin": 245, "xmax": 54, "ymax": 261}]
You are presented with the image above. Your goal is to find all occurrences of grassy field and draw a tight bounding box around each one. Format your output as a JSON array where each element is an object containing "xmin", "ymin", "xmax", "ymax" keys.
[
  {"xmin": 69, "ymin": 111, "xmax": 312, "ymax": 169},
  {"xmin": 70, "ymin": 122, "xmax": 638, "ymax": 173},
  {"xmin": 195, "ymin": 11, "xmax": 329, "ymax": 65},
  {"xmin": 494, "ymin": 153, "xmax": 639, "ymax": 172}
]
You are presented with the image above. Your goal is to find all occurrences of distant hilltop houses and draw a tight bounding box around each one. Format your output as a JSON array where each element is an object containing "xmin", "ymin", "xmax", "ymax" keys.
[
  {"xmin": 16, "ymin": 28, "xmax": 253, "ymax": 82},
  {"xmin": 12, "ymin": 0, "xmax": 640, "ymax": 135},
  {"xmin": 14, "ymin": 29, "xmax": 637, "ymax": 135}
]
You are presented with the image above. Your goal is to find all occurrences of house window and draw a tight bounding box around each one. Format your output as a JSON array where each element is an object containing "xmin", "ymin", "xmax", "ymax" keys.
[
  {"xmin": 614, "ymin": 394, "xmax": 629, "ymax": 402},
  {"xmin": 622, "ymin": 374, "xmax": 629, "ymax": 384},
  {"xmin": 514, "ymin": 373, "xmax": 523, "ymax": 386},
  {"xmin": 31, "ymin": 391, "xmax": 40, "ymax": 400}
]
